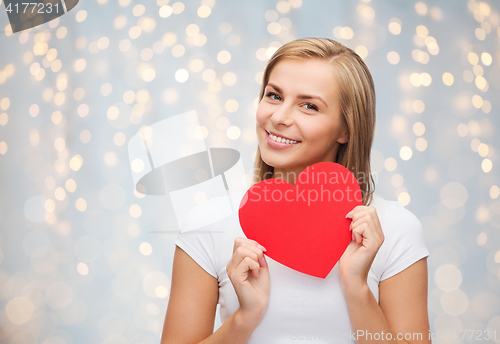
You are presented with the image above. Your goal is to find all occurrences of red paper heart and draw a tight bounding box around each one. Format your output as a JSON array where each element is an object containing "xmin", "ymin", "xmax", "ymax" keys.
[{"xmin": 239, "ymin": 162, "xmax": 362, "ymax": 278}]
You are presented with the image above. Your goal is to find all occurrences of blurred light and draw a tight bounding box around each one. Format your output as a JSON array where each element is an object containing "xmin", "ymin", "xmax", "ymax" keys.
[
  {"xmin": 133, "ymin": 4, "xmax": 145, "ymax": 16},
  {"xmin": 188, "ymin": 59, "xmax": 204, "ymax": 73},
  {"xmin": 5, "ymin": 297, "xmax": 34, "ymax": 325},
  {"xmin": 265, "ymin": 9, "xmax": 279, "ymax": 21},
  {"xmin": 55, "ymin": 187, "xmax": 66, "ymax": 201},
  {"xmin": 175, "ymin": 69, "xmax": 189, "ymax": 83},
  {"xmin": 388, "ymin": 18, "xmax": 401, "ymax": 35},
  {"xmin": 140, "ymin": 242, "xmax": 153, "ymax": 255},
  {"xmin": 77, "ymin": 262, "xmax": 89, "ymax": 275},
  {"xmin": 80, "ymin": 130, "xmax": 91, "ymax": 143},
  {"xmin": 355, "ymin": 45, "xmax": 368, "ymax": 59},
  {"xmin": 468, "ymin": 52, "xmax": 479, "ymax": 65},
  {"xmin": 129, "ymin": 26, "xmax": 142, "ymax": 39},
  {"xmin": 478, "ymin": 143, "xmax": 489, "ymax": 157},
  {"xmin": 222, "ymin": 72, "xmax": 237, "ymax": 86},
  {"xmin": 217, "ymin": 50, "xmax": 231, "ymax": 64},
  {"xmin": 225, "ymin": 99, "xmax": 239, "ymax": 113},
  {"xmin": 398, "ymin": 192, "xmax": 410, "ymax": 206},
  {"xmin": 384, "ymin": 157, "xmax": 397, "ymax": 171},
  {"xmin": 114, "ymin": 15, "xmax": 127, "ymax": 29},
  {"xmin": 387, "ymin": 51, "xmax": 400, "ymax": 64},
  {"xmin": 77, "ymin": 104, "xmax": 89, "ymax": 117},
  {"xmin": 490, "ymin": 185, "xmax": 500, "ymax": 199},
  {"xmin": 475, "ymin": 28, "xmax": 486, "ymax": 40},
  {"xmin": 442, "ymin": 72, "xmax": 454, "ymax": 86},
  {"xmin": 129, "ymin": 204, "xmax": 142, "ymax": 218},
  {"xmin": 69, "ymin": 155, "xmax": 83, "ymax": 171},
  {"xmin": 416, "ymin": 25, "xmax": 428, "ymax": 38},
  {"xmin": 172, "ymin": 44, "xmax": 185, "ymax": 57},
  {"xmin": 276, "ymin": 0, "xmax": 291, "ymax": 13},
  {"xmin": 65, "ymin": 179, "xmax": 77, "ymax": 193},
  {"xmin": 415, "ymin": 138, "xmax": 427, "ymax": 151},
  {"xmin": 227, "ymin": 126, "xmax": 241, "ymax": 140},
  {"xmin": 198, "ymin": 5, "xmax": 211, "ymax": 18},
  {"xmin": 481, "ymin": 159, "xmax": 492, "ymax": 173},
  {"xmin": 113, "ymin": 133, "xmax": 126, "ymax": 146},
  {"xmin": 400, "ymin": 146, "xmax": 413, "ymax": 160},
  {"xmin": 57, "ymin": 27, "xmax": 67, "ymax": 39},
  {"xmin": 76, "ymin": 10, "xmax": 87, "ymax": 22},
  {"xmin": 172, "ymin": 2, "xmax": 185, "ymax": 14},
  {"xmin": 413, "ymin": 100, "xmax": 425, "ymax": 113},
  {"xmin": 477, "ymin": 232, "xmax": 487, "ymax": 246},
  {"xmin": 159, "ymin": 5, "xmax": 173, "ymax": 18},
  {"xmin": 481, "ymin": 52, "xmax": 492, "ymax": 66},
  {"xmin": 75, "ymin": 198, "xmax": 87, "ymax": 211},
  {"xmin": 131, "ymin": 159, "xmax": 145, "ymax": 173},
  {"xmin": 415, "ymin": 2, "xmax": 428, "ymax": 15}
]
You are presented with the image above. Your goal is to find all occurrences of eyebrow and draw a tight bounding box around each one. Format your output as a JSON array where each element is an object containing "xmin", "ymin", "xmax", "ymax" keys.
[{"xmin": 266, "ymin": 83, "xmax": 329, "ymax": 109}]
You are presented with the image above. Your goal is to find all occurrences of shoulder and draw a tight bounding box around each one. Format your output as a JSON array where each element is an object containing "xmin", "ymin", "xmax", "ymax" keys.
[
  {"xmin": 369, "ymin": 195, "xmax": 429, "ymax": 281},
  {"xmin": 369, "ymin": 195, "xmax": 423, "ymax": 237}
]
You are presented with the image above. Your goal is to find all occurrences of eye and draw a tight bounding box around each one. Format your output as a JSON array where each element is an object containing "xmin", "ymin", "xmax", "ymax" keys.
[
  {"xmin": 303, "ymin": 103, "xmax": 319, "ymax": 111},
  {"xmin": 266, "ymin": 92, "xmax": 282, "ymax": 101}
]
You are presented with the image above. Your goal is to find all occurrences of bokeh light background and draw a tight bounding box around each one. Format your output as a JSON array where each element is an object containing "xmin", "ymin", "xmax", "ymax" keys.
[{"xmin": 0, "ymin": 0, "xmax": 499, "ymax": 343}]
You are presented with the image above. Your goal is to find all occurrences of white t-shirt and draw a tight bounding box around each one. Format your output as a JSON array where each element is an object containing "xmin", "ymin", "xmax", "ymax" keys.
[{"xmin": 174, "ymin": 191, "xmax": 429, "ymax": 343}]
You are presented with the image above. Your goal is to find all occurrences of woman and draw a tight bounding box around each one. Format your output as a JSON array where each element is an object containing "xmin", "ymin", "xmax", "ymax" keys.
[{"xmin": 161, "ymin": 38, "xmax": 430, "ymax": 343}]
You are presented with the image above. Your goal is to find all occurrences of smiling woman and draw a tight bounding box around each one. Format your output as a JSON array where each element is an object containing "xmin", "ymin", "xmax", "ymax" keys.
[
  {"xmin": 162, "ymin": 38, "xmax": 430, "ymax": 344},
  {"xmin": 252, "ymin": 39, "xmax": 376, "ymax": 207},
  {"xmin": 256, "ymin": 58, "xmax": 350, "ymax": 188}
]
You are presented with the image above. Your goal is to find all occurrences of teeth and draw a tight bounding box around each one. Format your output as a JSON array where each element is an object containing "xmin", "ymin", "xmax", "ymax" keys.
[{"xmin": 268, "ymin": 132, "xmax": 298, "ymax": 144}]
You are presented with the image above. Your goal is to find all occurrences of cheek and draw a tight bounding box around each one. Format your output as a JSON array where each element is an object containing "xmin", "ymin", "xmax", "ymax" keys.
[{"xmin": 255, "ymin": 102, "xmax": 269, "ymax": 126}]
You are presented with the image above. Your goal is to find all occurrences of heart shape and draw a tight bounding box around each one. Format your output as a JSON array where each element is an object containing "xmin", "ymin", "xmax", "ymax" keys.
[{"xmin": 238, "ymin": 162, "xmax": 362, "ymax": 278}]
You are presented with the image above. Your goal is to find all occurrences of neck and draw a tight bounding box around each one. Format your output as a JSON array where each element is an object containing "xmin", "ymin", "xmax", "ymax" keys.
[{"xmin": 271, "ymin": 166, "xmax": 306, "ymax": 186}]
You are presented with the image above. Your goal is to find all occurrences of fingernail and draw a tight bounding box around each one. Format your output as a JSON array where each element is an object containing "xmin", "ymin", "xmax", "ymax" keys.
[
  {"xmin": 255, "ymin": 270, "xmax": 260, "ymax": 278},
  {"xmin": 345, "ymin": 210, "xmax": 354, "ymax": 218},
  {"xmin": 259, "ymin": 257, "xmax": 265, "ymax": 266},
  {"xmin": 352, "ymin": 232, "xmax": 355, "ymax": 241},
  {"xmin": 349, "ymin": 222, "xmax": 352, "ymax": 231},
  {"xmin": 258, "ymin": 244, "xmax": 267, "ymax": 252}
]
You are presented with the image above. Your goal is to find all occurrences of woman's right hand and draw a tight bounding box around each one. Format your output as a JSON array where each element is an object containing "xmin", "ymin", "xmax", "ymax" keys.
[{"xmin": 226, "ymin": 237, "xmax": 270, "ymax": 329}]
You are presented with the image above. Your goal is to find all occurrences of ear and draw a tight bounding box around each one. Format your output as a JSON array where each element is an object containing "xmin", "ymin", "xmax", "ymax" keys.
[{"xmin": 337, "ymin": 129, "xmax": 348, "ymax": 144}]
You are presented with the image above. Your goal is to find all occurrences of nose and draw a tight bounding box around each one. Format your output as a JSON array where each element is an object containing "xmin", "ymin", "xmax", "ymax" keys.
[{"xmin": 270, "ymin": 101, "xmax": 294, "ymax": 127}]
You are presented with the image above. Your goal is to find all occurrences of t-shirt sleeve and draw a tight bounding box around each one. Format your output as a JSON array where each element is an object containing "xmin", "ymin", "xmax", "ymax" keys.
[
  {"xmin": 379, "ymin": 201, "xmax": 430, "ymax": 281},
  {"xmin": 175, "ymin": 231, "xmax": 218, "ymax": 279}
]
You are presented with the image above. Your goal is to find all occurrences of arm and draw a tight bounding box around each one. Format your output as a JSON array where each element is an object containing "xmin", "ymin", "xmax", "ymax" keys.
[
  {"xmin": 341, "ymin": 205, "xmax": 430, "ymax": 344},
  {"xmin": 161, "ymin": 246, "xmax": 263, "ymax": 344},
  {"xmin": 342, "ymin": 257, "xmax": 431, "ymax": 344}
]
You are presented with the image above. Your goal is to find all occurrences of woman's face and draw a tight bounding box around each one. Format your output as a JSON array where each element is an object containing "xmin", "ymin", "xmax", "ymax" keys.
[{"xmin": 256, "ymin": 58, "xmax": 348, "ymax": 177}]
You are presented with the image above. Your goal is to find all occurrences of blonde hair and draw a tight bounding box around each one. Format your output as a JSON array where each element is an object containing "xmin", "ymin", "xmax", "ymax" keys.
[{"xmin": 251, "ymin": 37, "xmax": 376, "ymax": 206}]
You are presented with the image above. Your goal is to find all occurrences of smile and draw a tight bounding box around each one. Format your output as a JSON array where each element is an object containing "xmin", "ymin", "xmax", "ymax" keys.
[
  {"xmin": 266, "ymin": 130, "xmax": 300, "ymax": 144},
  {"xmin": 265, "ymin": 130, "xmax": 301, "ymax": 149}
]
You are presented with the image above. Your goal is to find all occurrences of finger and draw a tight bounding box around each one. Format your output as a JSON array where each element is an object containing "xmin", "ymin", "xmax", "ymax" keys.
[
  {"xmin": 226, "ymin": 246, "xmax": 258, "ymax": 273},
  {"xmin": 233, "ymin": 237, "xmax": 247, "ymax": 254},
  {"xmin": 236, "ymin": 256, "xmax": 261, "ymax": 279},
  {"xmin": 237, "ymin": 241, "xmax": 266, "ymax": 264},
  {"xmin": 345, "ymin": 205, "xmax": 364, "ymax": 218},
  {"xmin": 351, "ymin": 212, "xmax": 381, "ymax": 241},
  {"xmin": 352, "ymin": 222, "xmax": 369, "ymax": 245}
]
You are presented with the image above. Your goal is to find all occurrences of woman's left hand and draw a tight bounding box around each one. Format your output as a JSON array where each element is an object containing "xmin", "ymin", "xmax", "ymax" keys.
[{"xmin": 338, "ymin": 205, "xmax": 384, "ymax": 289}]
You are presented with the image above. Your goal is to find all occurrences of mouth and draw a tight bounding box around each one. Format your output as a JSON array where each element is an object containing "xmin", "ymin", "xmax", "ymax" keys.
[{"xmin": 265, "ymin": 129, "xmax": 301, "ymax": 146}]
